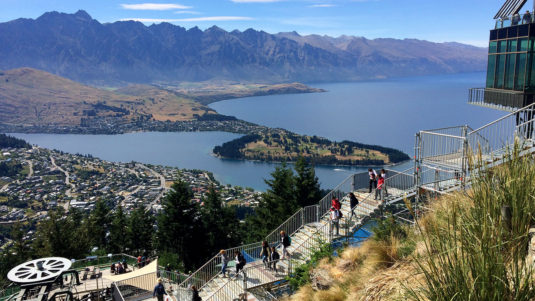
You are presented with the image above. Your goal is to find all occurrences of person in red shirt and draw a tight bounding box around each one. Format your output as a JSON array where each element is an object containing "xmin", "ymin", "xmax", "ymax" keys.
[
  {"xmin": 375, "ymin": 175, "xmax": 385, "ymax": 201},
  {"xmin": 331, "ymin": 197, "xmax": 341, "ymax": 210}
]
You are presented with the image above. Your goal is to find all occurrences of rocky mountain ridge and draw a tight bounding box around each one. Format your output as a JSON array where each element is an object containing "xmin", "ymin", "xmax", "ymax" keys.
[{"xmin": 0, "ymin": 10, "xmax": 487, "ymax": 85}]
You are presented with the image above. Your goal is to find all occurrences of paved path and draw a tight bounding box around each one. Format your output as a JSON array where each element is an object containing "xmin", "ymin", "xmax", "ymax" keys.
[{"xmin": 50, "ymin": 155, "xmax": 75, "ymax": 210}]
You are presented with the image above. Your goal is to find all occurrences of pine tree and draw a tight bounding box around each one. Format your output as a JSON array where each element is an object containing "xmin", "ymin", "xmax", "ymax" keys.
[
  {"xmin": 109, "ymin": 206, "xmax": 128, "ymax": 253},
  {"xmin": 31, "ymin": 207, "xmax": 90, "ymax": 258},
  {"xmin": 294, "ymin": 156, "xmax": 322, "ymax": 207},
  {"xmin": 126, "ymin": 206, "xmax": 154, "ymax": 255},
  {"xmin": 245, "ymin": 162, "xmax": 298, "ymax": 241},
  {"xmin": 156, "ymin": 181, "xmax": 203, "ymax": 269},
  {"xmin": 88, "ymin": 200, "xmax": 111, "ymax": 250},
  {"xmin": 10, "ymin": 222, "xmax": 29, "ymax": 261},
  {"xmin": 201, "ymin": 186, "xmax": 242, "ymax": 256}
]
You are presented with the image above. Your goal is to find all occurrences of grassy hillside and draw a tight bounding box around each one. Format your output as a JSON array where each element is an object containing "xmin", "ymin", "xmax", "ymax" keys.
[
  {"xmin": 285, "ymin": 148, "xmax": 535, "ymax": 300},
  {"xmin": 0, "ymin": 68, "xmax": 214, "ymax": 126}
]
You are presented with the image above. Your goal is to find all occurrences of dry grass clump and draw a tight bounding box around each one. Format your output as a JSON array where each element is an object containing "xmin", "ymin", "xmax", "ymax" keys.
[
  {"xmin": 410, "ymin": 147, "xmax": 535, "ymax": 301},
  {"xmin": 285, "ymin": 235, "xmax": 419, "ymax": 301},
  {"xmin": 313, "ymin": 286, "xmax": 347, "ymax": 301}
]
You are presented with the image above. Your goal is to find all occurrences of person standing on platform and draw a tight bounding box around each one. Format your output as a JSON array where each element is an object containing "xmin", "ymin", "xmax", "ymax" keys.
[
  {"xmin": 375, "ymin": 174, "xmax": 385, "ymax": 201},
  {"xmin": 380, "ymin": 169, "xmax": 388, "ymax": 196},
  {"xmin": 523, "ymin": 10, "xmax": 532, "ymax": 24},
  {"xmin": 368, "ymin": 168, "xmax": 377, "ymax": 193}
]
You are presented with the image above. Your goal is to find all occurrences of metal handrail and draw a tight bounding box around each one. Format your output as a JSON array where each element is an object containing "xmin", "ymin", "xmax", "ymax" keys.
[
  {"xmin": 176, "ymin": 168, "xmax": 414, "ymax": 297},
  {"xmin": 419, "ymin": 131, "xmax": 465, "ymax": 139},
  {"xmin": 469, "ymin": 103, "xmax": 535, "ymax": 134}
]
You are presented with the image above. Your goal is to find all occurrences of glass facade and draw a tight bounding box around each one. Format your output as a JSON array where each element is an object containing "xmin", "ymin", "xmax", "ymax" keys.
[{"xmin": 486, "ymin": 24, "xmax": 535, "ymax": 92}]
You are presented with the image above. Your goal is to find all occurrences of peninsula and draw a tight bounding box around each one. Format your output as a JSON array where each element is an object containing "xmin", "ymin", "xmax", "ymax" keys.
[{"xmin": 213, "ymin": 131, "xmax": 409, "ymax": 165}]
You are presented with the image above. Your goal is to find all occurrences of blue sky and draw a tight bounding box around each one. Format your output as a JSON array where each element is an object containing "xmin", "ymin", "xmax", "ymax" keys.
[{"xmin": 0, "ymin": 0, "xmax": 529, "ymax": 46}]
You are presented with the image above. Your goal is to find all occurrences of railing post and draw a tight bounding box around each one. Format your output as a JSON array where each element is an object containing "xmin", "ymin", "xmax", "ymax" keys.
[
  {"xmin": 243, "ymin": 271, "xmax": 247, "ymax": 299},
  {"xmin": 461, "ymin": 126, "xmax": 469, "ymax": 190}
]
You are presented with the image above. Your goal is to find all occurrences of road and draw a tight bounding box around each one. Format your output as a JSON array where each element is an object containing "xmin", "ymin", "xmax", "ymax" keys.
[
  {"xmin": 50, "ymin": 155, "xmax": 75, "ymax": 210},
  {"xmin": 136, "ymin": 163, "xmax": 167, "ymax": 210},
  {"xmin": 25, "ymin": 160, "xmax": 34, "ymax": 177}
]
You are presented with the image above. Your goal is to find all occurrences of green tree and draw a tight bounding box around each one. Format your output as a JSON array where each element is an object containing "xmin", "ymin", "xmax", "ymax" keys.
[
  {"xmin": 245, "ymin": 162, "xmax": 298, "ymax": 241},
  {"xmin": 126, "ymin": 206, "xmax": 154, "ymax": 255},
  {"xmin": 87, "ymin": 200, "xmax": 111, "ymax": 250},
  {"xmin": 201, "ymin": 186, "xmax": 242, "ymax": 256},
  {"xmin": 109, "ymin": 206, "xmax": 128, "ymax": 253},
  {"xmin": 294, "ymin": 156, "xmax": 322, "ymax": 207},
  {"xmin": 32, "ymin": 208, "xmax": 90, "ymax": 259},
  {"xmin": 156, "ymin": 181, "xmax": 203, "ymax": 270},
  {"xmin": 10, "ymin": 222, "xmax": 29, "ymax": 261}
]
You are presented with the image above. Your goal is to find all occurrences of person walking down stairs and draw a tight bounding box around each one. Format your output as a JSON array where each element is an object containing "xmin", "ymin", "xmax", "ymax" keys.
[
  {"xmin": 234, "ymin": 251, "xmax": 246, "ymax": 279},
  {"xmin": 280, "ymin": 231, "xmax": 292, "ymax": 259},
  {"xmin": 219, "ymin": 250, "xmax": 229, "ymax": 278},
  {"xmin": 349, "ymin": 192, "xmax": 359, "ymax": 220},
  {"xmin": 191, "ymin": 285, "xmax": 201, "ymax": 301},
  {"xmin": 269, "ymin": 246, "xmax": 280, "ymax": 273},
  {"xmin": 330, "ymin": 206, "xmax": 341, "ymax": 236},
  {"xmin": 260, "ymin": 241, "xmax": 271, "ymax": 269},
  {"xmin": 153, "ymin": 278, "xmax": 167, "ymax": 301}
]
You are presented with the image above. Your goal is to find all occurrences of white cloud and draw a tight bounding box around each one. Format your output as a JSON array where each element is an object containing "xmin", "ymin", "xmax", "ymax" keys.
[
  {"xmin": 121, "ymin": 3, "xmax": 192, "ymax": 10},
  {"xmin": 309, "ymin": 4, "xmax": 336, "ymax": 8},
  {"xmin": 121, "ymin": 16, "xmax": 253, "ymax": 23},
  {"xmin": 174, "ymin": 10, "xmax": 201, "ymax": 14},
  {"xmin": 231, "ymin": 0, "xmax": 281, "ymax": 3}
]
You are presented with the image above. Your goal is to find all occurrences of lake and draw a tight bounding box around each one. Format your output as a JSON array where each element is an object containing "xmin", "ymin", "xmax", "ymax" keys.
[{"xmin": 12, "ymin": 72, "xmax": 504, "ymax": 191}]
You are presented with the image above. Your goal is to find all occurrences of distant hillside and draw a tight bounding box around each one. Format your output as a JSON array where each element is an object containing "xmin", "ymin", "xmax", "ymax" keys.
[
  {"xmin": 0, "ymin": 11, "xmax": 487, "ymax": 84},
  {"xmin": 0, "ymin": 68, "xmax": 214, "ymax": 126}
]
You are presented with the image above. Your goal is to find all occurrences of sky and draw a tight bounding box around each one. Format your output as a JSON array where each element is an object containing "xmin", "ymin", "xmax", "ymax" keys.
[{"xmin": 0, "ymin": 0, "xmax": 532, "ymax": 47}]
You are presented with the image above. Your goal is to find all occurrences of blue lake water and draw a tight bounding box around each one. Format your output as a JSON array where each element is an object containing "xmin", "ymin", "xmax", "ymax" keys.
[{"xmin": 12, "ymin": 72, "xmax": 504, "ymax": 191}]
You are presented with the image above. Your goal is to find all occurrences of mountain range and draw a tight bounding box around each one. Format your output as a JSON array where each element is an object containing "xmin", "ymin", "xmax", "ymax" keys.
[{"xmin": 0, "ymin": 10, "xmax": 488, "ymax": 84}]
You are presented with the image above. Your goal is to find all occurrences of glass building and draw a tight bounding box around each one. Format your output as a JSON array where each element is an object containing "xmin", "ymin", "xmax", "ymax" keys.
[{"xmin": 470, "ymin": 10, "xmax": 535, "ymax": 110}]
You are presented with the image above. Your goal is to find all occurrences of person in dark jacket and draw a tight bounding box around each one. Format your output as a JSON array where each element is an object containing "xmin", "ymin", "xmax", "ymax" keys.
[
  {"xmin": 280, "ymin": 231, "xmax": 291, "ymax": 259},
  {"xmin": 260, "ymin": 241, "xmax": 271, "ymax": 269},
  {"xmin": 234, "ymin": 251, "xmax": 246, "ymax": 278},
  {"xmin": 153, "ymin": 278, "xmax": 167, "ymax": 301},
  {"xmin": 368, "ymin": 168, "xmax": 377, "ymax": 193},
  {"xmin": 349, "ymin": 192, "xmax": 359, "ymax": 220},
  {"xmin": 191, "ymin": 285, "xmax": 201, "ymax": 301},
  {"xmin": 270, "ymin": 247, "xmax": 280, "ymax": 273}
]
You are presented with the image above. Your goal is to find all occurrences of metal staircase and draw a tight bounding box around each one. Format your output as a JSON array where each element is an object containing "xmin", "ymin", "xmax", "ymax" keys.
[{"xmin": 162, "ymin": 168, "xmax": 417, "ymax": 301}]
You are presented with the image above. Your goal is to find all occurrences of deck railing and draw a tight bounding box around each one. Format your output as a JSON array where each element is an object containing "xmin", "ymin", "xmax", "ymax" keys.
[{"xmin": 416, "ymin": 102, "xmax": 535, "ymax": 192}]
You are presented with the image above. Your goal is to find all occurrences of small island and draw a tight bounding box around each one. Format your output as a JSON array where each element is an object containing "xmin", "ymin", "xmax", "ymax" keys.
[{"xmin": 213, "ymin": 130, "xmax": 409, "ymax": 166}]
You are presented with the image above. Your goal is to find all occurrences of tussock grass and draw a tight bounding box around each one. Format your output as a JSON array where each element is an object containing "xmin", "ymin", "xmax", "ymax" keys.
[{"xmin": 410, "ymin": 146, "xmax": 535, "ymax": 301}]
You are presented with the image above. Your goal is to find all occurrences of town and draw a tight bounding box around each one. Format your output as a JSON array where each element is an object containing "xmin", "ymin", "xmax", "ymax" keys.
[{"xmin": 0, "ymin": 145, "xmax": 261, "ymax": 248}]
